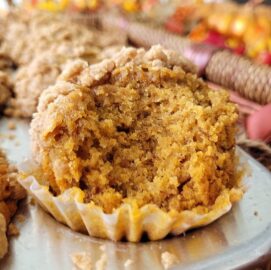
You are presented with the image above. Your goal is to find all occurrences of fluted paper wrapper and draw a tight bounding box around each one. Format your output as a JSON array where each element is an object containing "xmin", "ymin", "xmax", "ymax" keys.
[{"xmin": 18, "ymin": 160, "xmax": 243, "ymax": 242}]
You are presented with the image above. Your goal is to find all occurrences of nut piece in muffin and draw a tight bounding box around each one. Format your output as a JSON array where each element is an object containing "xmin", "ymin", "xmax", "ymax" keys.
[{"xmin": 29, "ymin": 45, "xmax": 241, "ymax": 240}]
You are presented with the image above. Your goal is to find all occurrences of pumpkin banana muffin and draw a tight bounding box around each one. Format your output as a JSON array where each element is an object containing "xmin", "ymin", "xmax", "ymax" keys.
[{"xmin": 26, "ymin": 45, "xmax": 243, "ymax": 241}]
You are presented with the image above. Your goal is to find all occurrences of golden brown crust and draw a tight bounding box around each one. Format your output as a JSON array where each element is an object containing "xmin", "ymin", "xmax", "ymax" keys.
[{"xmin": 31, "ymin": 45, "xmax": 238, "ymax": 214}]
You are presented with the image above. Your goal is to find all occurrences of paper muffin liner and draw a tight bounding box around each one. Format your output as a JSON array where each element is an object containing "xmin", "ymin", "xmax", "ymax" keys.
[{"xmin": 18, "ymin": 160, "xmax": 243, "ymax": 242}]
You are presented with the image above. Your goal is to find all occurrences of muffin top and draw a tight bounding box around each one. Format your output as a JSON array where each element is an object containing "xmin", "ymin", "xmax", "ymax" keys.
[{"xmin": 31, "ymin": 45, "xmax": 238, "ymax": 214}]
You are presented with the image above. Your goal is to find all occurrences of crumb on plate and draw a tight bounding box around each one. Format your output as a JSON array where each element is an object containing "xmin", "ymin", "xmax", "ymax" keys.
[
  {"xmin": 95, "ymin": 253, "xmax": 107, "ymax": 270},
  {"xmin": 161, "ymin": 251, "xmax": 178, "ymax": 269},
  {"xmin": 124, "ymin": 259, "xmax": 133, "ymax": 268},
  {"xmin": 7, "ymin": 121, "xmax": 16, "ymax": 130},
  {"xmin": 7, "ymin": 134, "xmax": 15, "ymax": 140},
  {"xmin": 71, "ymin": 252, "xmax": 92, "ymax": 270}
]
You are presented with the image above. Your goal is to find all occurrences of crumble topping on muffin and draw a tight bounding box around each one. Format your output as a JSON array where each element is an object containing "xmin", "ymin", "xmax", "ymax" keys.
[
  {"xmin": 31, "ymin": 45, "xmax": 238, "ymax": 214},
  {"xmin": 5, "ymin": 45, "xmax": 124, "ymax": 118}
]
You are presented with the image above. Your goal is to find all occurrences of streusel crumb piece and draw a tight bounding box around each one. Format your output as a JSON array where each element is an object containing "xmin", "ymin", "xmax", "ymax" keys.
[
  {"xmin": 71, "ymin": 252, "xmax": 92, "ymax": 270},
  {"xmin": 7, "ymin": 121, "xmax": 16, "ymax": 130},
  {"xmin": 161, "ymin": 251, "xmax": 178, "ymax": 269},
  {"xmin": 95, "ymin": 254, "xmax": 107, "ymax": 270},
  {"xmin": 124, "ymin": 259, "xmax": 133, "ymax": 268}
]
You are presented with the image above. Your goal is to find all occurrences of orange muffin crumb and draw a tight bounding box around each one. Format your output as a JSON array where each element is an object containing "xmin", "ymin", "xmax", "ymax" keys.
[{"xmin": 31, "ymin": 45, "xmax": 238, "ymax": 214}]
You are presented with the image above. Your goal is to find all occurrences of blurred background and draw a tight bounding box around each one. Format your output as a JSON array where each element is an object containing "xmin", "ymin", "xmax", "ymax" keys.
[{"xmin": 4, "ymin": 0, "xmax": 269, "ymax": 67}]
